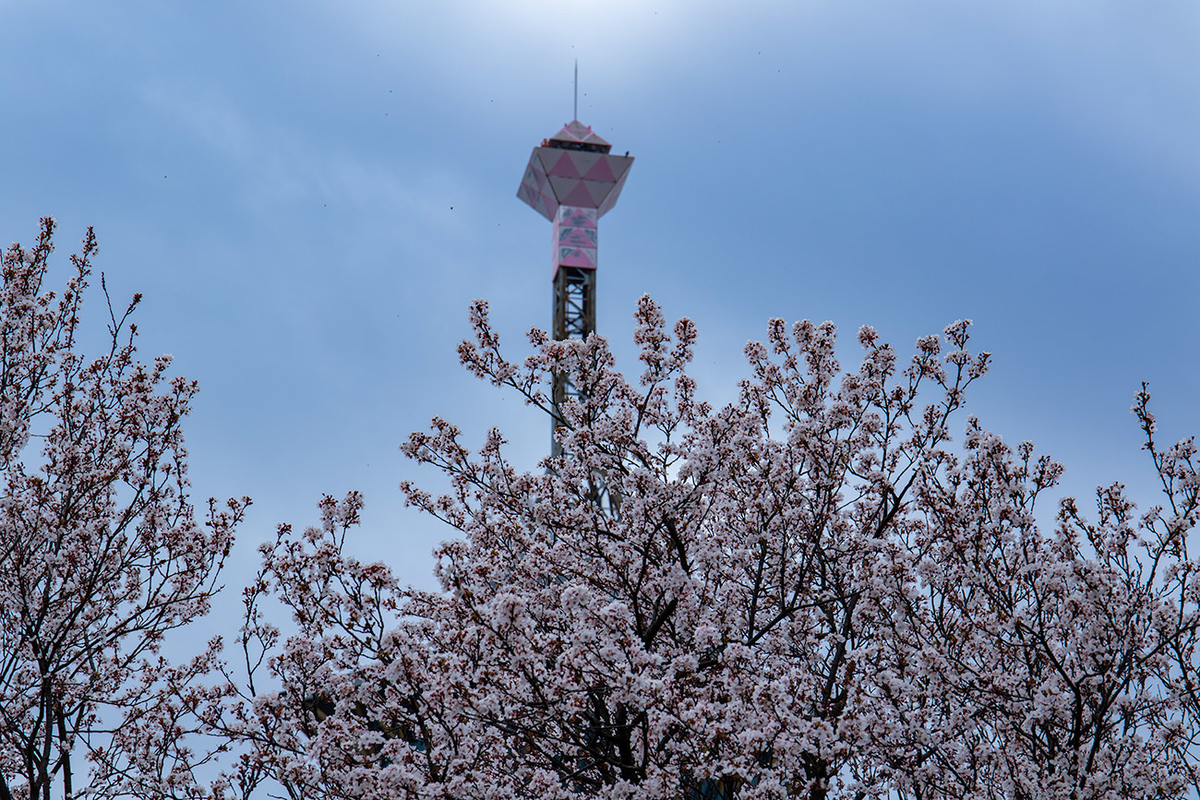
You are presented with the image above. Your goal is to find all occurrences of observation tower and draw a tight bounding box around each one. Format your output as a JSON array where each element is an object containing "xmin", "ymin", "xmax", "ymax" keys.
[{"xmin": 516, "ymin": 118, "xmax": 633, "ymax": 454}]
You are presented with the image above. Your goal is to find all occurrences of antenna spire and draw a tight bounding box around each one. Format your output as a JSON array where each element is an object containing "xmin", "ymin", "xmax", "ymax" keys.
[{"xmin": 573, "ymin": 60, "xmax": 578, "ymax": 121}]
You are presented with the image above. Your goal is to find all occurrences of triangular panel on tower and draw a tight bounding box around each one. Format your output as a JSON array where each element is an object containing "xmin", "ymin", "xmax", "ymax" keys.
[{"xmin": 548, "ymin": 152, "xmax": 583, "ymax": 178}]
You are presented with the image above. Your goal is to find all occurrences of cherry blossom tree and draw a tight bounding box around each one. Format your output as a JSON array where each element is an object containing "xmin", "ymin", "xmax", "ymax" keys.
[
  {"xmin": 872, "ymin": 394, "xmax": 1200, "ymax": 799},
  {"xmin": 0, "ymin": 218, "xmax": 246, "ymax": 800},
  {"xmin": 227, "ymin": 296, "xmax": 1200, "ymax": 800}
]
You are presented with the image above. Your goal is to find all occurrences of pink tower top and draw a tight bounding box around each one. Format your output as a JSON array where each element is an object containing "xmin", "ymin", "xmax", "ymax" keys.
[{"xmin": 517, "ymin": 121, "xmax": 634, "ymax": 223}]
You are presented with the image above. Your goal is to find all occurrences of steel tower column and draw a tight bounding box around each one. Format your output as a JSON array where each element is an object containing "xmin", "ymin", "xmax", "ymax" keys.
[{"xmin": 550, "ymin": 264, "xmax": 596, "ymax": 456}]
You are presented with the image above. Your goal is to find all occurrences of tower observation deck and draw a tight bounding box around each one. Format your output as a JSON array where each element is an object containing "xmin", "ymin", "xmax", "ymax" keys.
[{"xmin": 516, "ymin": 119, "xmax": 634, "ymax": 456}]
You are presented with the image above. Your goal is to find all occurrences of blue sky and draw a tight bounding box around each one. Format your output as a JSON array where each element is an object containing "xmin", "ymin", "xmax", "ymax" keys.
[{"xmin": 2, "ymin": 1, "xmax": 1197, "ymax": 593}]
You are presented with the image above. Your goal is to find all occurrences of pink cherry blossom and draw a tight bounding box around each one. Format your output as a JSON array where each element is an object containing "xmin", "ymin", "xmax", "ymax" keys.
[
  {"xmin": 220, "ymin": 296, "xmax": 1200, "ymax": 798},
  {"xmin": 0, "ymin": 219, "xmax": 246, "ymax": 800}
]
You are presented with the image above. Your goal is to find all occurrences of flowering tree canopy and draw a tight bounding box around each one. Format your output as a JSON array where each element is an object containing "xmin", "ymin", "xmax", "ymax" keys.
[
  {"xmin": 227, "ymin": 296, "xmax": 1199, "ymax": 800},
  {"xmin": 0, "ymin": 219, "xmax": 246, "ymax": 800}
]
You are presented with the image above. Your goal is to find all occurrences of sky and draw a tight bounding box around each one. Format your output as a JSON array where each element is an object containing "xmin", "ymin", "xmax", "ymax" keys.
[{"xmin": 1, "ymin": 1, "xmax": 1198, "ymax": 598}]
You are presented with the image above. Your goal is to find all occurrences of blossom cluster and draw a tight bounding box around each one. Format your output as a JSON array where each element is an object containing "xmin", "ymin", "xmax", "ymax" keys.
[
  {"xmin": 0, "ymin": 219, "xmax": 245, "ymax": 800},
  {"xmin": 225, "ymin": 296, "xmax": 1200, "ymax": 799}
]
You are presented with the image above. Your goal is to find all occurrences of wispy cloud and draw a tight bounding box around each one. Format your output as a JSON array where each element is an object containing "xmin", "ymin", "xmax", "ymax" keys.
[{"xmin": 138, "ymin": 79, "xmax": 474, "ymax": 236}]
